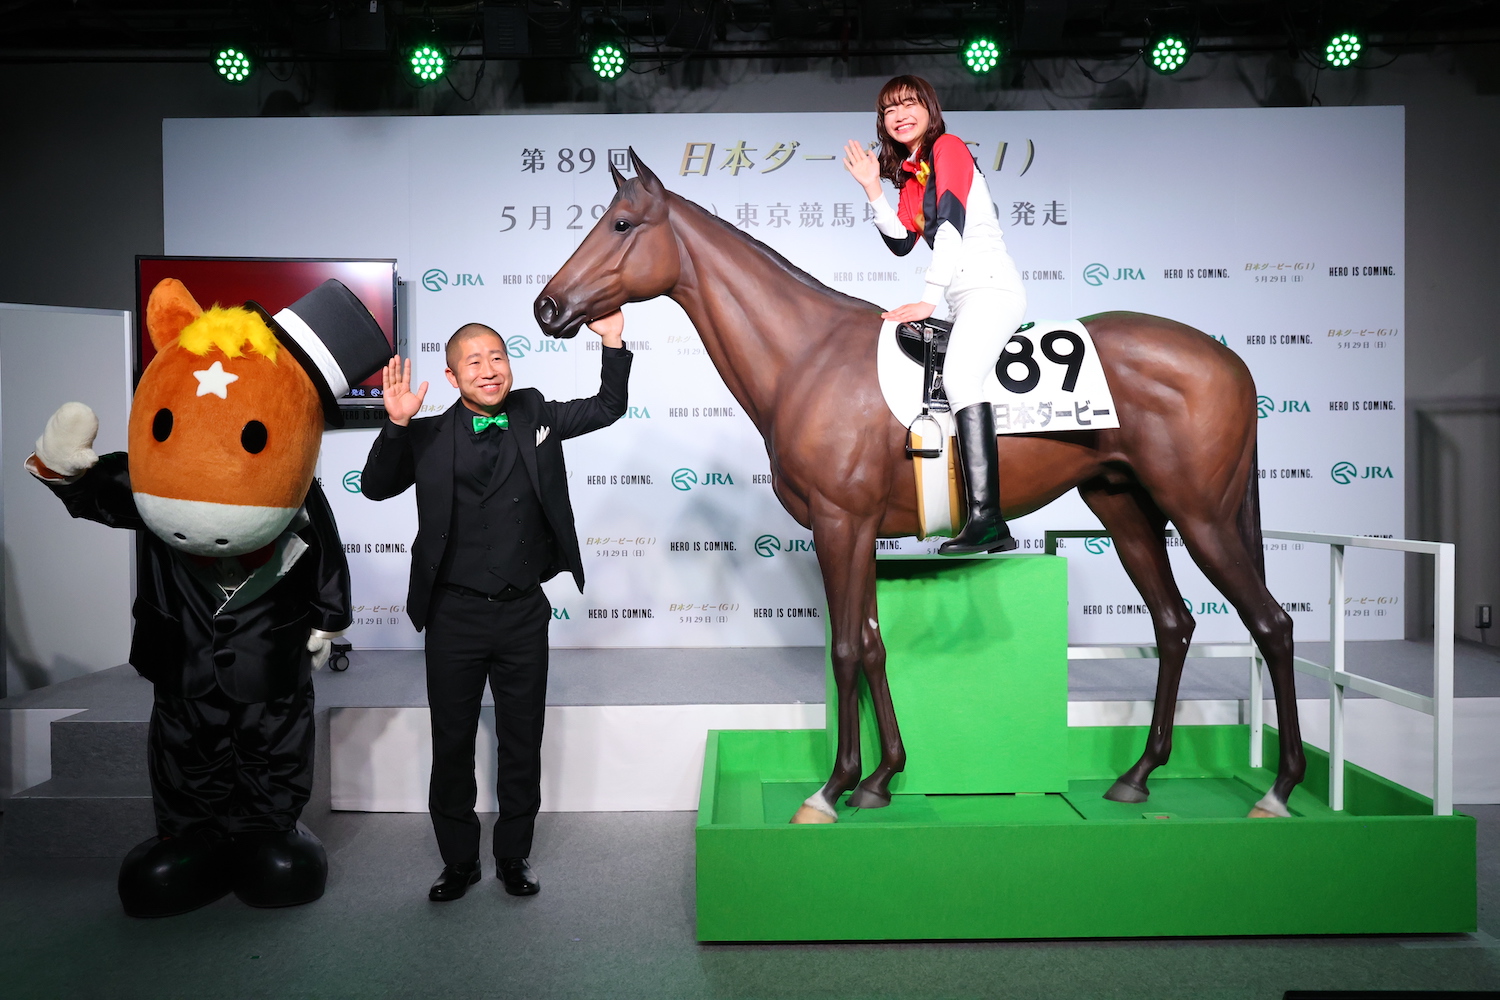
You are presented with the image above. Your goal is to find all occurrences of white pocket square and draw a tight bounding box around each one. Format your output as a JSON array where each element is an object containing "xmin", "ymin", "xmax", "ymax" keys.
[{"xmin": 535, "ymin": 426, "xmax": 551, "ymax": 446}]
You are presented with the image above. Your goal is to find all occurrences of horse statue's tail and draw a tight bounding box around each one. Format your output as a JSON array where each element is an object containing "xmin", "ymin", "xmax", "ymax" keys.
[{"xmin": 1237, "ymin": 444, "xmax": 1266, "ymax": 582}]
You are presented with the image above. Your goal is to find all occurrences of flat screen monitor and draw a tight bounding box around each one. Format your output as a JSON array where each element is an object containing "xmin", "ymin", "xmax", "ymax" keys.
[{"xmin": 135, "ymin": 257, "xmax": 398, "ymax": 408}]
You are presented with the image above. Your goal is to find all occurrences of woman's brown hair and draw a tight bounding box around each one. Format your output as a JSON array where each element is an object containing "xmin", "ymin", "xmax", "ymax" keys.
[{"xmin": 874, "ymin": 75, "xmax": 947, "ymax": 185}]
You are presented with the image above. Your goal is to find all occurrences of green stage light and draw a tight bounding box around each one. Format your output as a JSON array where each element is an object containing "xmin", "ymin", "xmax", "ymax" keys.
[
  {"xmin": 407, "ymin": 43, "xmax": 448, "ymax": 84},
  {"xmin": 1325, "ymin": 31, "xmax": 1362, "ymax": 68},
  {"xmin": 961, "ymin": 36, "xmax": 1002, "ymax": 75},
  {"xmin": 1149, "ymin": 34, "xmax": 1189, "ymax": 74},
  {"xmin": 214, "ymin": 46, "xmax": 253, "ymax": 83},
  {"xmin": 590, "ymin": 41, "xmax": 628, "ymax": 80}
]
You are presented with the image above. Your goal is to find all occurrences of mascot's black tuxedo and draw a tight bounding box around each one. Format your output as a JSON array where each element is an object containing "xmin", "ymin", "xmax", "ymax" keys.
[
  {"xmin": 361, "ymin": 345, "xmax": 631, "ymax": 864},
  {"xmin": 41, "ymin": 455, "xmax": 351, "ymax": 836}
]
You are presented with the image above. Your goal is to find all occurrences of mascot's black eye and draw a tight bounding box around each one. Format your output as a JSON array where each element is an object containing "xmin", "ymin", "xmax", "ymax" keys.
[
  {"xmin": 240, "ymin": 420, "xmax": 268, "ymax": 454},
  {"xmin": 152, "ymin": 408, "xmax": 173, "ymax": 442},
  {"xmin": 613, "ymin": 219, "xmax": 632, "ymax": 233}
]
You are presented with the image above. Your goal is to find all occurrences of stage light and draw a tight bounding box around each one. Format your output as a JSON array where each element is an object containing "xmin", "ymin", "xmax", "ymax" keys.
[
  {"xmin": 1148, "ymin": 33, "xmax": 1189, "ymax": 74},
  {"xmin": 406, "ymin": 43, "xmax": 448, "ymax": 84},
  {"xmin": 589, "ymin": 39, "xmax": 629, "ymax": 80},
  {"xmin": 961, "ymin": 35, "xmax": 1002, "ymax": 75},
  {"xmin": 1324, "ymin": 31, "xmax": 1362, "ymax": 68},
  {"xmin": 213, "ymin": 46, "xmax": 253, "ymax": 83}
]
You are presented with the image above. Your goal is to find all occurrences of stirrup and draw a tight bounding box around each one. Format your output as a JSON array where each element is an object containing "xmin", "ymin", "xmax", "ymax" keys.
[{"xmin": 904, "ymin": 411, "xmax": 943, "ymax": 460}]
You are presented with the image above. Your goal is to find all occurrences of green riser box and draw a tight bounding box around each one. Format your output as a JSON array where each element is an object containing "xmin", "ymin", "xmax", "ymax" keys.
[{"xmin": 828, "ymin": 556, "xmax": 1069, "ymax": 794}]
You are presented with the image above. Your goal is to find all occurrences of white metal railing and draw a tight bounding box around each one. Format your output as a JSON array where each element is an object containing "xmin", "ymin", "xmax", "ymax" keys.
[{"xmin": 1050, "ymin": 528, "xmax": 1457, "ymax": 816}]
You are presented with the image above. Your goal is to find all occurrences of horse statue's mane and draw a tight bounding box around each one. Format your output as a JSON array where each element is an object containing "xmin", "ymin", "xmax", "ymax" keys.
[{"xmin": 651, "ymin": 181, "xmax": 880, "ymax": 314}]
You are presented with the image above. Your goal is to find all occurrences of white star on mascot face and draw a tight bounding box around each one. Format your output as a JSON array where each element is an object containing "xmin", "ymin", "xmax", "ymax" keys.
[{"xmin": 193, "ymin": 361, "xmax": 240, "ymax": 399}]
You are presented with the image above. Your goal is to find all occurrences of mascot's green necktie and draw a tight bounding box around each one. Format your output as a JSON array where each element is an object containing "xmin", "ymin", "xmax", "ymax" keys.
[{"xmin": 472, "ymin": 413, "xmax": 509, "ymax": 434}]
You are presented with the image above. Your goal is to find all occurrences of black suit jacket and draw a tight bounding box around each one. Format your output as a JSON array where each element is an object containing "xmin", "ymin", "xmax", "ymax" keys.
[
  {"xmin": 360, "ymin": 346, "xmax": 631, "ymax": 631},
  {"xmin": 42, "ymin": 453, "xmax": 352, "ymax": 703}
]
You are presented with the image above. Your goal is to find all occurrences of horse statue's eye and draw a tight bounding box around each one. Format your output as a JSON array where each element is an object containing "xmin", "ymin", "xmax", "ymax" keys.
[
  {"xmin": 613, "ymin": 219, "xmax": 632, "ymax": 233},
  {"xmin": 152, "ymin": 408, "xmax": 173, "ymax": 442},
  {"xmin": 241, "ymin": 420, "xmax": 268, "ymax": 454}
]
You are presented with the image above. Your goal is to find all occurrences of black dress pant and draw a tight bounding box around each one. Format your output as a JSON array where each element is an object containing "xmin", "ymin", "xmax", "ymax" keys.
[
  {"xmin": 148, "ymin": 681, "xmax": 316, "ymax": 839},
  {"xmin": 424, "ymin": 585, "xmax": 550, "ymax": 864}
]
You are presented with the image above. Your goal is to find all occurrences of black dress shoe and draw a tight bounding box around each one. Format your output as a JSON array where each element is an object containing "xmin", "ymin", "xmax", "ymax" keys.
[
  {"xmin": 429, "ymin": 861, "xmax": 482, "ymax": 902},
  {"xmin": 497, "ymin": 857, "xmax": 539, "ymax": 896}
]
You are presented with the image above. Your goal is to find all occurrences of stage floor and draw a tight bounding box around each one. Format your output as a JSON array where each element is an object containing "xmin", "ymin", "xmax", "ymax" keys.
[{"xmin": 1, "ymin": 806, "xmax": 1497, "ymax": 998}]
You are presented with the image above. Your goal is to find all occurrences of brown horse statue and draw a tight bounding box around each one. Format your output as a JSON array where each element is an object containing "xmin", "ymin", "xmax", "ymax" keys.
[{"xmin": 534, "ymin": 150, "xmax": 1304, "ymax": 824}]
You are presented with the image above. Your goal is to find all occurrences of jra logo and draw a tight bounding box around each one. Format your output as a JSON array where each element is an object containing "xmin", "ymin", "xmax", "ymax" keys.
[
  {"xmin": 422, "ymin": 268, "xmax": 483, "ymax": 291},
  {"xmin": 754, "ymin": 534, "xmax": 815, "ymax": 557},
  {"xmin": 671, "ymin": 468, "xmax": 734, "ymax": 491},
  {"xmin": 1082, "ymin": 263, "xmax": 1145, "ymax": 287}
]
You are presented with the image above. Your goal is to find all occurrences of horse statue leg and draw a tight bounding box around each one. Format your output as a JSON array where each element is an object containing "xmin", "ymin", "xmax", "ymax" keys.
[
  {"xmin": 1170, "ymin": 516, "xmax": 1304, "ymax": 816},
  {"xmin": 790, "ymin": 505, "xmax": 905, "ymax": 824},
  {"xmin": 1079, "ymin": 484, "xmax": 1197, "ymax": 803}
]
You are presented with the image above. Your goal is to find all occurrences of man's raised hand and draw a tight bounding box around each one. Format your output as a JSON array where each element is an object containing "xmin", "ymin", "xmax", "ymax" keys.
[
  {"xmin": 382, "ymin": 357, "xmax": 428, "ymax": 426},
  {"xmin": 585, "ymin": 310, "xmax": 624, "ymax": 348}
]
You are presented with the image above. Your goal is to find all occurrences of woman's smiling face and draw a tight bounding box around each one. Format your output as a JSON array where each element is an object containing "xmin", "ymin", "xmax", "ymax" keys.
[{"xmin": 881, "ymin": 91, "xmax": 930, "ymax": 153}]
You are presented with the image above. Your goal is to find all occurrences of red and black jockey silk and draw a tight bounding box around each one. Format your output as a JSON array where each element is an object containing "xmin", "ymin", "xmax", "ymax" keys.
[{"xmin": 882, "ymin": 133, "xmax": 977, "ymax": 257}]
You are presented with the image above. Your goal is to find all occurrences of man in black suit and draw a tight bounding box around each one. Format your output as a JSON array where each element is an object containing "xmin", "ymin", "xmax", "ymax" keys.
[{"xmin": 360, "ymin": 313, "xmax": 629, "ymax": 901}]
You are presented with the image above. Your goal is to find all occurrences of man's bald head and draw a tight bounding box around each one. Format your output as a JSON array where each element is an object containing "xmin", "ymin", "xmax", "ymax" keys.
[{"xmin": 446, "ymin": 323, "xmax": 505, "ymax": 371}]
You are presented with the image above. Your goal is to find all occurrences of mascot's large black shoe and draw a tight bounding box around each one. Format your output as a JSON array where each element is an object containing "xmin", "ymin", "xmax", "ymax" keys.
[
  {"xmin": 231, "ymin": 822, "xmax": 328, "ymax": 908},
  {"xmin": 939, "ymin": 403, "xmax": 1017, "ymax": 555},
  {"xmin": 118, "ymin": 830, "xmax": 233, "ymax": 918}
]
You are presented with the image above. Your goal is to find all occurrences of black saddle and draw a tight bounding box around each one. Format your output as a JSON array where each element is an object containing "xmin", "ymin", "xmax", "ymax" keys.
[{"xmin": 896, "ymin": 317, "xmax": 1035, "ymax": 412}]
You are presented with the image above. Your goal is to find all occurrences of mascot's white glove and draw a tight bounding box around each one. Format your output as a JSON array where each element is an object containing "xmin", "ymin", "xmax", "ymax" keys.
[
  {"xmin": 31, "ymin": 402, "xmax": 100, "ymax": 481},
  {"xmin": 308, "ymin": 629, "xmax": 344, "ymax": 671}
]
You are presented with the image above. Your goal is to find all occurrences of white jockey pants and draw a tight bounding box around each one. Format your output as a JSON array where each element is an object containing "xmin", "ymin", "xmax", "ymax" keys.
[{"xmin": 941, "ymin": 262, "xmax": 1027, "ymax": 412}]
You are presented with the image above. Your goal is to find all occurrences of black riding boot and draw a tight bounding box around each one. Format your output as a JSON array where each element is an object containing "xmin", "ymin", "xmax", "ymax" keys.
[{"xmin": 939, "ymin": 403, "xmax": 1017, "ymax": 555}]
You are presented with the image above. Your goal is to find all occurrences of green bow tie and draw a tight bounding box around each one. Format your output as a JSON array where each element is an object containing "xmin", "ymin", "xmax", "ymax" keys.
[{"xmin": 472, "ymin": 413, "xmax": 509, "ymax": 434}]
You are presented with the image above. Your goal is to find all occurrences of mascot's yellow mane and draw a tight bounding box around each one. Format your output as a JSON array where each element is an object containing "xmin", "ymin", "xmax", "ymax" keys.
[{"xmin": 176, "ymin": 306, "xmax": 279, "ymax": 362}]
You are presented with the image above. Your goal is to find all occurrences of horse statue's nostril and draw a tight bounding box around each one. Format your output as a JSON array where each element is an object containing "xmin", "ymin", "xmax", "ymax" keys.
[{"xmin": 535, "ymin": 296, "xmax": 560, "ymax": 329}]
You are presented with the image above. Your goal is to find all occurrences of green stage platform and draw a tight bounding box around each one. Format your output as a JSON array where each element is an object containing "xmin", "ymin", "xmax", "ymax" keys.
[
  {"xmin": 695, "ymin": 725, "xmax": 1477, "ymax": 941},
  {"xmin": 695, "ymin": 555, "xmax": 1476, "ymax": 942}
]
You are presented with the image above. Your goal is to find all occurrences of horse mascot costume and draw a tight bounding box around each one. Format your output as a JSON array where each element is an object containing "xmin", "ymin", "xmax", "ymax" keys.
[{"xmin": 28, "ymin": 277, "xmax": 390, "ymax": 917}]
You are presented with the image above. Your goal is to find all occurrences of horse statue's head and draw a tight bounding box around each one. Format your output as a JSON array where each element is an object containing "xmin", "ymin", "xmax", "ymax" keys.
[
  {"xmin": 130, "ymin": 278, "xmax": 327, "ymax": 557},
  {"xmin": 535, "ymin": 149, "xmax": 680, "ymax": 339}
]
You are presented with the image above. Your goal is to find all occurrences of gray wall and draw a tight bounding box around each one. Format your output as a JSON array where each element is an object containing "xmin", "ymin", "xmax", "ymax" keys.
[
  {"xmin": 0, "ymin": 306, "xmax": 135, "ymax": 697},
  {"xmin": 2, "ymin": 47, "xmax": 1495, "ymax": 647}
]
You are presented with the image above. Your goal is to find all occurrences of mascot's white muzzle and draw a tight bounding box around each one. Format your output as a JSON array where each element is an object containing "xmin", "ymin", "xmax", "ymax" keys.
[{"xmin": 133, "ymin": 493, "xmax": 298, "ymax": 558}]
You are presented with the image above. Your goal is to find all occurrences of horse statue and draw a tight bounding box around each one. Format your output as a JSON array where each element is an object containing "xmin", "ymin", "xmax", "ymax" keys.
[{"xmin": 534, "ymin": 150, "xmax": 1305, "ymax": 824}]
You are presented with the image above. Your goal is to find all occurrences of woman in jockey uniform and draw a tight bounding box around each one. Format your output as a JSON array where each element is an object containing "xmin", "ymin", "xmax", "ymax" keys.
[{"xmin": 844, "ymin": 74, "xmax": 1025, "ymax": 554}]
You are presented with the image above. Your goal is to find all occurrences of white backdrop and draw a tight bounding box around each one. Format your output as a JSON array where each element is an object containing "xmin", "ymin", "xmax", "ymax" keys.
[{"xmin": 163, "ymin": 107, "xmax": 1404, "ymax": 649}]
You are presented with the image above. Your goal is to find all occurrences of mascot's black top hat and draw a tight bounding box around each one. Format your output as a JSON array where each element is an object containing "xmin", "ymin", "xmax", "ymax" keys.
[{"xmin": 247, "ymin": 280, "xmax": 393, "ymax": 429}]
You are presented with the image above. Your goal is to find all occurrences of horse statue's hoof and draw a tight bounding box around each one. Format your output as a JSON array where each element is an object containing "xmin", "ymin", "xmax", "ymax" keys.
[
  {"xmin": 790, "ymin": 792, "xmax": 839, "ymax": 824},
  {"xmin": 846, "ymin": 785, "xmax": 891, "ymax": 809},
  {"xmin": 1103, "ymin": 778, "xmax": 1149, "ymax": 803},
  {"xmin": 1247, "ymin": 792, "xmax": 1291, "ymax": 818},
  {"xmin": 790, "ymin": 804, "xmax": 838, "ymax": 825}
]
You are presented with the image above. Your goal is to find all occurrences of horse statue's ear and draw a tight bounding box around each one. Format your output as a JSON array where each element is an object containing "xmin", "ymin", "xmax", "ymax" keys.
[
  {"xmin": 627, "ymin": 147, "xmax": 664, "ymax": 194},
  {"xmin": 609, "ymin": 160, "xmax": 627, "ymax": 190},
  {"xmin": 145, "ymin": 277, "xmax": 204, "ymax": 351}
]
